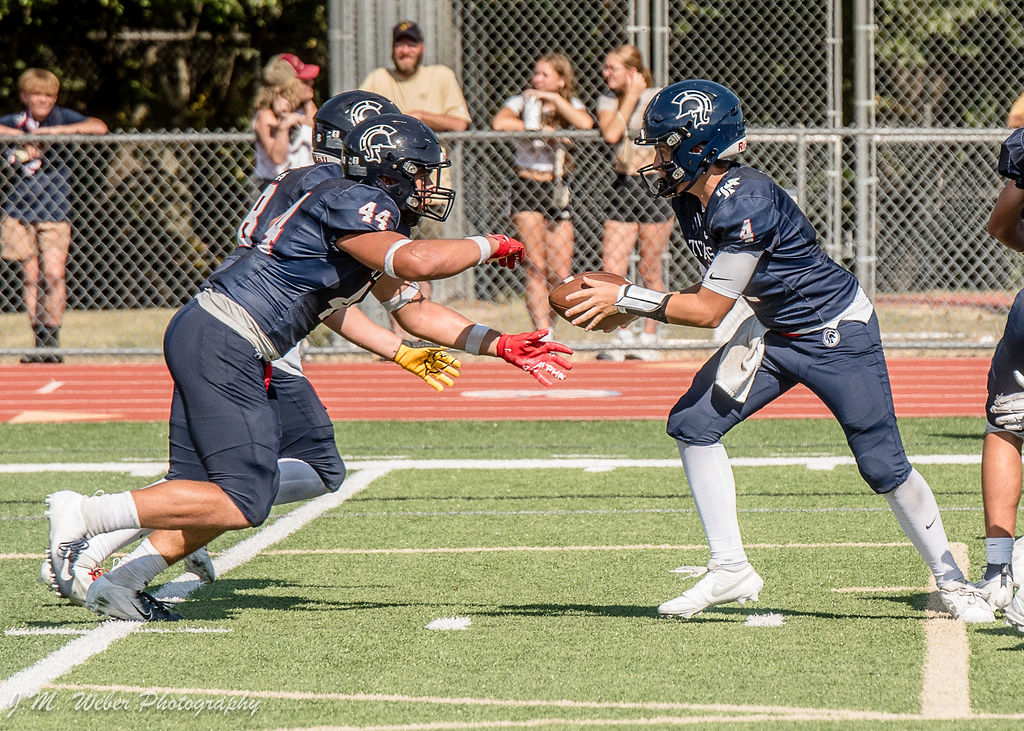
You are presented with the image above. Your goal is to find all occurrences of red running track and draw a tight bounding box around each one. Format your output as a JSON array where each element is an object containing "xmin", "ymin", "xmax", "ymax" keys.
[{"xmin": 0, "ymin": 358, "xmax": 989, "ymax": 424}]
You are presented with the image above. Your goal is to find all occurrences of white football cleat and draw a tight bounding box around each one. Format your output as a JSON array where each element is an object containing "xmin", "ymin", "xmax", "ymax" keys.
[
  {"xmin": 39, "ymin": 555, "xmax": 58, "ymax": 594},
  {"xmin": 937, "ymin": 580, "xmax": 997, "ymax": 623},
  {"xmin": 1006, "ymin": 538, "xmax": 1024, "ymax": 632},
  {"xmin": 1005, "ymin": 591, "xmax": 1024, "ymax": 632},
  {"xmin": 972, "ymin": 564, "xmax": 1016, "ymax": 612},
  {"xmin": 658, "ymin": 561, "xmax": 764, "ymax": 618},
  {"xmin": 45, "ymin": 490, "xmax": 89, "ymax": 597},
  {"xmin": 183, "ymin": 546, "xmax": 216, "ymax": 584},
  {"xmin": 39, "ymin": 552, "xmax": 105, "ymax": 607}
]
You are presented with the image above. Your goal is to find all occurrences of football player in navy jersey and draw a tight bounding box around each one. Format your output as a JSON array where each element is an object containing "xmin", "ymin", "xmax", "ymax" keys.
[
  {"xmin": 44, "ymin": 111, "xmax": 572, "ymax": 621},
  {"xmin": 38, "ymin": 92, "xmax": 473, "ymax": 609},
  {"xmin": 977, "ymin": 127, "xmax": 1024, "ymax": 629},
  {"xmin": 565, "ymin": 79, "xmax": 991, "ymax": 622}
]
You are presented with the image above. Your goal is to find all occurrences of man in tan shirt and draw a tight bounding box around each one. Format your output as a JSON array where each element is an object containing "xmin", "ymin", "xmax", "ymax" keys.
[
  {"xmin": 360, "ymin": 20, "xmax": 471, "ymax": 132},
  {"xmin": 361, "ymin": 20, "xmax": 472, "ymax": 331}
]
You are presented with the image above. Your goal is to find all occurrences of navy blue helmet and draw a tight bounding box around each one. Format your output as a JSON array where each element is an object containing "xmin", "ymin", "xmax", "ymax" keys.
[
  {"xmin": 341, "ymin": 113, "xmax": 455, "ymax": 222},
  {"xmin": 998, "ymin": 127, "xmax": 1024, "ymax": 188},
  {"xmin": 313, "ymin": 91, "xmax": 401, "ymax": 164},
  {"xmin": 634, "ymin": 79, "xmax": 747, "ymax": 197}
]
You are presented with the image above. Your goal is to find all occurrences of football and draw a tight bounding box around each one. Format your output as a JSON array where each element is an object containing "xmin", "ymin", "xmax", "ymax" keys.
[{"xmin": 548, "ymin": 271, "xmax": 635, "ymax": 332}]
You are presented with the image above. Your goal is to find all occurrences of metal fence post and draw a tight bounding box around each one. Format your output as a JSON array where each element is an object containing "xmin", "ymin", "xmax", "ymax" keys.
[{"xmin": 853, "ymin": 0, "xmax": 877, "ymax": 297}]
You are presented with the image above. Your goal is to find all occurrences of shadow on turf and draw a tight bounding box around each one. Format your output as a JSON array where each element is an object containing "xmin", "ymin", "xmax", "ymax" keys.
[
  {"xmin": 162, "ymin": 578, "xmax": 397, "ymax": 620},
  {"xmin": 455, "ymin": 601, "xmax": 910, "ymax": 622},
  {"xmin": 44, "ymin": 581, "xmax": 947, "ymax": 624}
]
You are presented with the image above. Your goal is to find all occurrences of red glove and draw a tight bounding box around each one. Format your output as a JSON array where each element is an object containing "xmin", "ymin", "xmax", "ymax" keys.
[
  {"xmin": 486, "ymin": 233, "xmax": 525, "ymax": 270},
  {"xmin": 496, "ymin": 329, "xmax": 573, "ymax": 387}
]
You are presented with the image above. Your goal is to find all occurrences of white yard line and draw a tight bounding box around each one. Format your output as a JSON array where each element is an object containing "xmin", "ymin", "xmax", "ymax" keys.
[
  {"xmin": 0, "ymin": 466, "xmax": 390, "ymax": 711},
  {"xmin": 260, "ymin": 541, "xmax": 914, "ymax": 556},
  {"xmin": 0, "ymin": 453, "xmax": 984, "ymax": 478},
  {"xmin": 44, "ymin": 682, "xmax": 1024, "ymax": 723},
  {"xmin": 0, "ymin": 462, "xmax": 167, "ymax": 477},
  {"xmin": 40, "ymin": 681, "xmax": 918, "ymax": 718},
  {"xmin": 920, "ymin": 543, "xmax": 973, "ymax": 720},
  {"xmin": 5, "ymin": 627, "xmax": 231, "ymax": 636}
]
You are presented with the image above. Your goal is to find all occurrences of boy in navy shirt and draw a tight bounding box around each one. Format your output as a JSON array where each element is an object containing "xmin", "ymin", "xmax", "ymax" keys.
[{"xmin": 0, "ymin": 68, "xmax": 107, "ymax": 362}]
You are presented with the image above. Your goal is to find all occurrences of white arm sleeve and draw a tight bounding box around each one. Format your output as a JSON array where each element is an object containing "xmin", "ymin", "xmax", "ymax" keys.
[{"xmin": 701, "ymin": 251, "xmax": 761, "ymax": 298}]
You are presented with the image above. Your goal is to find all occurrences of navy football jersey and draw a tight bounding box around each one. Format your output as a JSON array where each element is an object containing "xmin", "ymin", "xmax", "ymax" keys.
[
  {"xmin": 672, "ymin": 164, "xmax": 860, "ymax": 332},
  {"xmin": 206, "ymin": 162, "xmax": 402, "ymax": 355}
]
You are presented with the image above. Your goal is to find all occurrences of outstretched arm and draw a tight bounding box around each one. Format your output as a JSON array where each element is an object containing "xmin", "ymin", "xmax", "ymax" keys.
[
  {"xmin": 337, "ymin": 232, "xmax": 524, "ymax": 281},
  {"xmin": 374, "ymin": 277, "xmax": 573, "ymax": 387},
  {"xmin": 565, "ymin": 277, "xmax": 736, "ymax": 331},
  {"xmin": 322, "ymin": 304, "xmax": 460, "ymax": 392}
]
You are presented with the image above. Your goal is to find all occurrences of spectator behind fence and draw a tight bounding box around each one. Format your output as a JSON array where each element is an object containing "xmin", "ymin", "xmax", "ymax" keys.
[
  {"xmin": 1008, "ymin": 90, "xmax": 1024, "ymax": 128},
  {"xmin": 360, "ymin": 21, "xmax": 470, "ymax": 134},
  {"xmin": 0, "ymin": 68, "xmax": 107, "ymax": 363},
  {"xmin": 267, "ymin": 52, "xmax": 319, "ymax": 123},
  {"xmin": 596, "ymin": 45, "xmax": 673, "ymax": 360},
  {"xmin": 250, "ymin": 71, "xmax": 314, "ymax": 201},
  {"xmin": 360, "ymin": 20, "xmax": 472, "ymax": 334},
  {"xmin": 492, "ymin": 52, "xmax": 593, "ymax": 334}
]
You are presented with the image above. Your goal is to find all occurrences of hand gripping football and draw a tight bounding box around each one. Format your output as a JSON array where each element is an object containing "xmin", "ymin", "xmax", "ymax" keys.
[{"xmin": 547, "ymin": 271, "xmax": 634, "ymax": 331}]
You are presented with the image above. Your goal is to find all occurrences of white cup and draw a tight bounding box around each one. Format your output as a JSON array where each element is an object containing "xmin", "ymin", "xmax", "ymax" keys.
[{"xmin": 522, "ymin": 96, "xmax": 542, "ymax": 131}]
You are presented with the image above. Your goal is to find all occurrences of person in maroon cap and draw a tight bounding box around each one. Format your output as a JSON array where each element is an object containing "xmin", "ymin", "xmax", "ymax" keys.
[{"xmin": 265, "ymin": 53, "xmax": 320, "ymax": 124}]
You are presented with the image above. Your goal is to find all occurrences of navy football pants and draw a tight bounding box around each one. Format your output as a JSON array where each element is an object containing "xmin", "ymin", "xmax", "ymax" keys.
[
  {"xmin": 667, "ymin": 314, "xmax": 912, "ymax": 494},
  {"xmin": 164, "ymin": 301, "xmax": 280, "ymax": 525}
]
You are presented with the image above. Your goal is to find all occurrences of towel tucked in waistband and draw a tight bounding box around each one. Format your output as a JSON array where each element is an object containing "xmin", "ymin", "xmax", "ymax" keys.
[{"xmin": 714, "ymin": 315, "xmax": 768, "ymax": 403}]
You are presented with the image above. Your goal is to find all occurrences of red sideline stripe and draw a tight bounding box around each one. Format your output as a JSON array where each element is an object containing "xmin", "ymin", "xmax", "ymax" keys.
[{"xmin": 0, "ymin": 358, "xmax": 989, "ymax": 423}]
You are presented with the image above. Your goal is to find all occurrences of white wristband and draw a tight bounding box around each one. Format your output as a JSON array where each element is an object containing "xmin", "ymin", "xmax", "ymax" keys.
[
  {"xmin": 383, "ymin": 238, "xmax": 413, "ymax": 278},
  {"xmin": 615, "ymin": 284, "xmax": 671, "ymax": 322},
  {"xmin": 468, "ymin": 235, "xmax": 491, "ymax": 265},
  {"xmin": 464, "ymin": 324, "xmax": 491, "ymax": 355}
]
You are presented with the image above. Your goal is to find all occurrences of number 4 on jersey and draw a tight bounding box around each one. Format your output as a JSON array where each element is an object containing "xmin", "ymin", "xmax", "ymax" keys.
[
  {"xmin": 739, "ymin": 218, "xmax": 754, "ymax": 243},
  {"xmin": 358, "ymin": 202, "xmax": 393, "ymax": 231}
]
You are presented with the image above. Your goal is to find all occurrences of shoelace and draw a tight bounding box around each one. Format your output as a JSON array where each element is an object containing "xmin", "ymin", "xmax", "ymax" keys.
[
  {"xmin": 138, "ymin": 591, "xmax": 178, "ymax": 620},
  {"xmin": 56, "ymin": 537, "xmax": 89, "ymax": 562}
]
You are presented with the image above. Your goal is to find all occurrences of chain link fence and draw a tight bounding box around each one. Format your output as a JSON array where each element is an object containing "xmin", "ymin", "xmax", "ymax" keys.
[{"xmin": 1, "ymin": 0, "xmax": 1022, "ymax": 360}]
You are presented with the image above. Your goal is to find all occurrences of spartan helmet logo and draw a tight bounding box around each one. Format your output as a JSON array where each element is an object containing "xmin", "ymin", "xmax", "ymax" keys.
[
  {"xmin": 822, "ymin": 328, "xmax": 841, "ymax": 348},
  {"xmin": 347, "ymin": 100, "xmax": 385, "ymax": 126},
  {"xmin": 358, "ymin": 124, "xmax": 398, "ymax": 163},
  {"xmin": 671, "ymin": 90, "xmax": 715, "ymax": 129}
]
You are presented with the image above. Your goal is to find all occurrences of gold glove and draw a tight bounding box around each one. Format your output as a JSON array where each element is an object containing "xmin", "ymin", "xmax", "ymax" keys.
[{"xmin": 393, "ymin": 342, "xmax": 462, "ymax": 392}]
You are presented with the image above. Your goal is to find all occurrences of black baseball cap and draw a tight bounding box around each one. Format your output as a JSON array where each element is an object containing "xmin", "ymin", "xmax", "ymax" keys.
[{"xmin": 393, "ymin": 20, "xmax": 423, "ymax": 44}]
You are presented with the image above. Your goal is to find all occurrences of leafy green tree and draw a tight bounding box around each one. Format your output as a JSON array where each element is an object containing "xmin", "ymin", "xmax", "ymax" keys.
[{"xmin": 0, "ymin": 0, "xmax": 328, "ymax": 130}]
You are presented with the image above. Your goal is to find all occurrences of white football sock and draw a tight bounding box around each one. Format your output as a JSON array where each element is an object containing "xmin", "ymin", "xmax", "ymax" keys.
[
  {"xmin": 80, "ymin": 528, "xmax": 149, "ymax": 567},
  {"xmin": 883, "ymin": 469, "xmax": 963, "ymax": 585},
  {"xmin": 985, "ymin": 536, "xmax": 1013, "ymax": 566},
  {"xmin": 80, "ymin": 491, "xmax": 141, "ymax": 536},
  {"xmin": 274, "ymin": 459, "xmax": 331, "ymax": 505},
  {"xmin": 105, "ymin": 538, "xmax": 168, "ymax": 591},
  {"xmin": 677, "ymin": 441, "xmax": 748, "ymax": 567}
]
